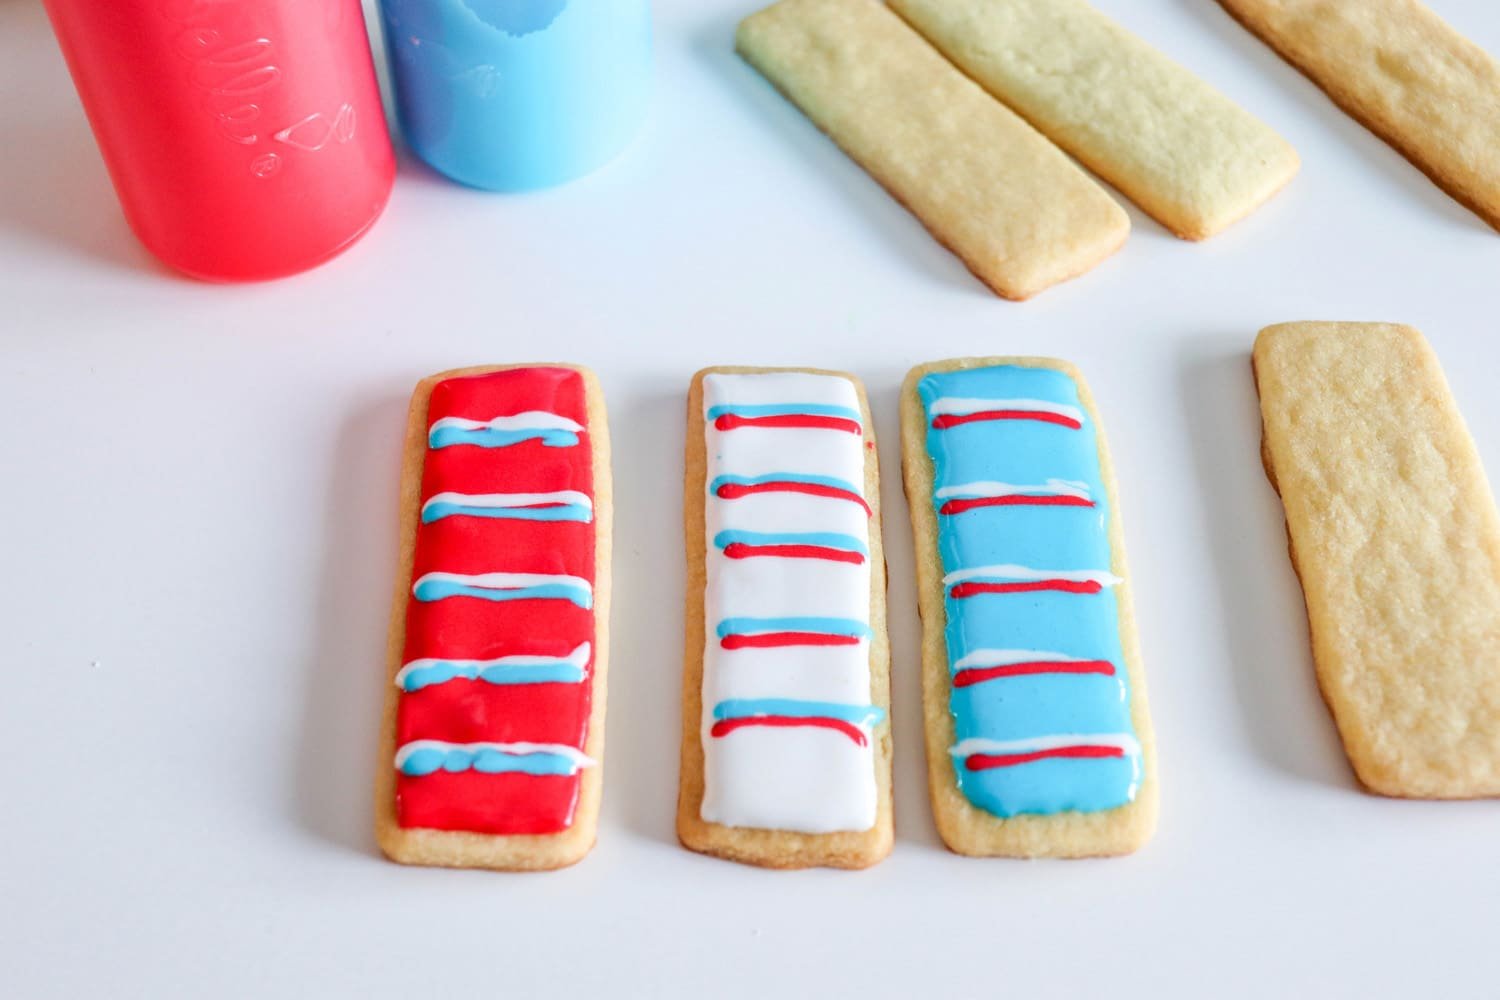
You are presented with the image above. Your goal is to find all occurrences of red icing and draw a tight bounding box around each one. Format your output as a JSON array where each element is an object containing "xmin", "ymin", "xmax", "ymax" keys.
[
  {"xmin": 722, "ymin": 543, "xmax": 865, "ymax": 565},
  {"xmin": 395, "ymin": 367, "xmax": 596, "ymax": 836},
  {"xmin": 966, "ymin": 745, "xmax": 1125, "ymax": 770},
  {"xmin": 716, "ymin": 480, "xmax": 872, "ymax": 516},
  {"xmin": 953, "ymin": 660, "xmax": 1116, "ymax": 687},
  {"xmin": 933, "ymin": 410, "xmax": 1082, "ymax": 431},
  {"xmin": 715, "ymin": 413, "xmax": 861, "ymax": 434},
  {"xmin": 721, "ymin": 632, "xmax": 863, "ymax": 650},
  {"xmin": 939, "ymin": 494, "xmax": 1094, "ymax": 515},
  {"xmin": 951, "ymin": 579, "xmax": 1103, "ymax": 598},
  {"xmin": 710, "ymin": 715, "xmax": 869, "ymax": 747}
]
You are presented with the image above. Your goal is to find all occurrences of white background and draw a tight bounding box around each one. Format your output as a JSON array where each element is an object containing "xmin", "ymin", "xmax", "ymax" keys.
[{"xmin": 4, "ymin": 0, "xmax": 1500, "ymax": 996}]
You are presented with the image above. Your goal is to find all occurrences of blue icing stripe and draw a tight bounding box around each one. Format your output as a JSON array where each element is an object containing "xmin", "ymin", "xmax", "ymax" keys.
[
  {"xmin": 715, "ymin": 617, "xmax": 873, "ymax": 640},
  {"xmin": 709, "ymin": 473, "xmax": 863, "ymax": 494},
  {"xmin": 920, "ymin": 365, "xmax": 1138, "ymax": 819},
  {"xmin": 413, "ymin": 578, "xmax": 592, "ymax": 609},
  {"xmin": 958, "ymin": 754, "xmax": 1141, "ymax": 818},
  {"xmin": 421, "ymin": 500, "xmax": 592, "ymax": 524},
  {"xmin": 705, "ymin": 402, "xmax": 862, "ymax": 422},
  {"xmin": 713, "ymin": 530, "xmax": 868, "ymax": 556},
  {"xmin": 429, "ymin": 426, "xmax": 579, "ymax": 449},
  {"xmin": 712, "ymin": 698, "xmax": 886, "ymax": 726},
  {"xmin": 398, "ymin": 747, "xmax": 582, "ymax": 777},
  {"xmin": 399, "ymin": 660, "xmax": 586, "ymax": 691}
]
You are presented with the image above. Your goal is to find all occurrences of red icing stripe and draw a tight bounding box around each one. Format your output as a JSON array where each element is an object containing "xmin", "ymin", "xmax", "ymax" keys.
[
  {"xmin": 714, "ymin": 413, "xmax": 861, "ymax": 434},
  {"xmin": 716, "ymin": 480, "xmax": 872, "ymax": 516},
  {"xmin": 940, "ymin": 494, "xmax": 1094, "ymax": 515},
  {"xmin": 950, "ymin": 579, "xmax": 1103, "ymax": 598},
  {"xmin": 965, "ymin": 744, "xmax": 1126, "ymax": 771},
  {"xmin": 932, "ymin": 410, "xmax": 1082, "ymax": 430},
  {"xmin": 396, "ymin": 367, "xmax": 595, "ymax": 837},
  {"xmin": 710, "ymin": 715, "xmax": 868, "ymax": 747},
  {"xmin": 953, "ymin": 660, "xmax": 1116, "ymax": 687},
  {"xmin": 721, "ymin": 632, "xmax": 863, "ymax": 650},
  {"xmin": 722, "ymin": 542, "xmax": 865, "ymax": 565}
]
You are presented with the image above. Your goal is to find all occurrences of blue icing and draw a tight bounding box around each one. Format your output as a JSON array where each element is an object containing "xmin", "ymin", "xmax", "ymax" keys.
[
  {"xmin": 399, "ymin": 746, "xmax": 581, "ymax": 777},
  {"xmin": 713, "ymin": 530, "xmax": 868, "ymax": 556},
  {"xmin": 705, "ymin": 402, "xmax": 862, "ymax": 422},
  {"xmin": 951, "ymin": 674, "xmax": 1129, "ymax": 745},
  {"xmin": 940, "ymin": 505, "xmax": 1110, "ymax": 575},
  {"xmin": 715, "ymin": 617, "xmax": 873, "ymax": 640},
  {"xmin": 400, "ymin": 659, "xmax": 585, "ymax": 691},
  {"xmin": 957, "ymin": 754, "xmax": 1141, "ymax": 818},
  {"xmin": 421, "ymin": 500, "xmax": 591, "ymax": 523},
  {"xmin": 413, "ymin": 579, "xmax": 592, "ymax": 609},
  {"xmin": 428, "ymin": 426, "xmax": 579, "ymax": 449},
  {"xmin": 919, "ymin": 366, "xmax": 1139, "ymax": 819},
  {"xmin": 712, "ymin": 698, "xmax": 886, "ymax": 726}
]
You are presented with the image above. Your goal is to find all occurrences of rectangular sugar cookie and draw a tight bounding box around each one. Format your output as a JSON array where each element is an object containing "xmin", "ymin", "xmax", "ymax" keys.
[
  {"xmin": 736, "ymin": 0, "xmax": 1129, "ymax": 301},
  {"xmin": 1254, "ymin": 323, "xmax": 1500, "ymax": 797},
  {"xmin": 900, "ymin": 358, "xmax": 1157, "ymax": 858},
  {"xmin": 890, "ymin": 0, "xmax": 1299, "ymax": 240},
  {"xmin": 678, "ymin": 367, "xmax": 893, "ymax": 868},
  {"xmin": 375, "ymin": 365, "xmax": 612, "ymax": 871},
  {"xmin": 1219, "ymin": 0, "xmax": 1500, "ymax": 231}
]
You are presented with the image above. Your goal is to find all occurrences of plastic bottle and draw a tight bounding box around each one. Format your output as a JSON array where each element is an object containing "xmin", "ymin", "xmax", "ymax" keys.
[
  {"xmin": 42, "ymin": 0, "xmax": 396, "ymax": 281},
  {"xmin": 378, "ymin": 0, "xmax": 651, "ymax": 192}
]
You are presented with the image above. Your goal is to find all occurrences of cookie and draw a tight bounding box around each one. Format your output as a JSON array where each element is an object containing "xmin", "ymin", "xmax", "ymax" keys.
[
  {"xmin": 890, "ymin": 0, "xmax": 1300, "ymax": 240},
  {"xmin": 736, "ymin": 0, "xmax": 1129, "ymax": 300},
  {"xmin": 1219, "ymin": 0, "xmax": 1500, "ymax": 231},
  {"xmin": 900, "ymin": 358, "xmax": 1157, "ymax": 857},
  {"xmin": 1253, "ymin": 323, "xmax": 1500, "ymax": 797},
  {"xmin": 375, "ymin": 365, "xmax": 612, "ymax": 870},
  {"xmin": 678, "ymin": 368, "xmax": 893, "ymax": 868}
]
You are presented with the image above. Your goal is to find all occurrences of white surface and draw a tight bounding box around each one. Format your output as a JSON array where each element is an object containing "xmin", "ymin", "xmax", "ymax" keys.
[{"xmin": 4, "ymin": 0, "xmax": 1500, "ymax": 995}]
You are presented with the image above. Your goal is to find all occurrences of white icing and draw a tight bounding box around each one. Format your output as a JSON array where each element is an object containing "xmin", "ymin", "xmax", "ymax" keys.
[
  {"xmin": 705, "ymin": 425, "xmax": 865, "ymax": 488},
  {"xmin": 927, "ymin": 396, "xmax": 1085, "ymax": 425},
  {"xmin": 699, "ymin": 373, "xmax": 879, "ymax": 834},
  {"xmin": 428, "ymin": 411, "xmax": 584, "ymax": 433},
  {"xmin": 699, "ymin": 726, "xmax": 876, "ymax": 834},
  {"xmin": 394, "ymin": 740, "xmax": 597, "ymax": 769},
  {"xmin": 953, "ymin": 648, "xmax": 1096, "ymax": 670},
  {"xmin": 949, "ymin": 734, "xmax": 1142, "ymax": 758},
  {"xmin": 941, "ymin": 564, "xmax": 1124, "ymax": 588},
  {"xmin": 702, "ymin": 371, "xmax": 863, "ymax": 410},
  {"xmin": 704, "ymin": 644, "xmax": 875, "ymax": 706},
  {"xmin": 935, "ymin": 478, "xmax": 1091, "ymax": 501},
  {"xmin": 421, "ymin": 490, "xmax": 593, "ymax": 513}
]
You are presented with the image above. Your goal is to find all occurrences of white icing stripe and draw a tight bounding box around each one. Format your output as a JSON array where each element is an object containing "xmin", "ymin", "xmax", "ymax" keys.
[
  {"xmin": 953, "ymin": 649, "xmax": 1098, "ymax": 670},
  {"xmin": 396, "ymin": 643, "xmax": 591, "ymax": 686},
  {"xmin": 699, "ymin": 372, "xmax": 878, "ymax": 834},
  {"xmin": 422, "ymin": 490, "xmax": 593, "ymax": 512},
  {"xmin": 394, "ymin": 740, "xmax": 597, "ymax": 769},
  {"xmin": 429, "ymin": 411, "xmax": 584, "ymax": 433},
  {"xmin": 701, "ymin": 372, "xmax": 863, "ymax": 409},
  {"xmin": 935, "ymin": 478, "xmax": 1091, "ymax": 501},
  {"xmin": 949, "ymin": 734, "xmax": 1142, "ymax": 758},
  {"xmin": 414, "ymin": 571, "xmax": 592, "ymax": 591},
  {"xmin": 928, "ymin": 396, "xmax": 1085, "ymax": 424},
  {"xmin": 942, "ymin": 564, "xmax": 1124, "ymax": 587}
]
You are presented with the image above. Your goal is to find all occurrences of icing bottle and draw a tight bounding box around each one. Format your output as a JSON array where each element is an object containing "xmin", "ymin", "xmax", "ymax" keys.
[
  {"xmin": 377, "ymin": 0, "xmax": 652, "ymax": 191},
  {"xmin": 42, "ymin": 0, "xmax": 395, "ymax": 281}
]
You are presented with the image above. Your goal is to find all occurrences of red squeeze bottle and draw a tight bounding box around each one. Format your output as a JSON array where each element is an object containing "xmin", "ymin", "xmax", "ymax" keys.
[{"xmin": 42, "ymin": 0, "xmax": 395, "ymax": 281}]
